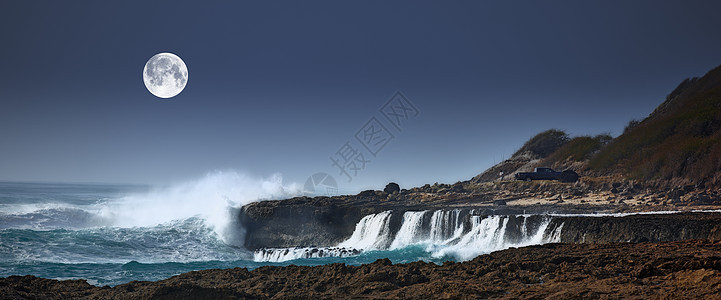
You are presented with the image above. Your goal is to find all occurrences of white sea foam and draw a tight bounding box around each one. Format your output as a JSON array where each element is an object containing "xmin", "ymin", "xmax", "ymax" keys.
[
  {"xmin": 96, "ymin": 170, "xmax": 301, "ymax": 246},
  {"xmin": 253, "ymin": 247, "xmax": 362, "ymax": 262}
]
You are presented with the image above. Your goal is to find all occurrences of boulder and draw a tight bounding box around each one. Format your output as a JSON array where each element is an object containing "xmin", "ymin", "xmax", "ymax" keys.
[{"xmin": 384, "ymin": 183, "xmax": 401, "ymax": 194}]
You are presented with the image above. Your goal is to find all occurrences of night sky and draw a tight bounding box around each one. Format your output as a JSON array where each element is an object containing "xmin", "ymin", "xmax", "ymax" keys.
[{"xmin": 2, "ymin": 1, "xmax": 721, "ymax": 192}]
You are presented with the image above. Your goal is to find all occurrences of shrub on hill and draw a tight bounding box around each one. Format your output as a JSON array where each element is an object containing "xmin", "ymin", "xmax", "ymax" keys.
[
  {"xmin": 543, "ymin": 134, "xmax": 612, "ymax": 165},
  {"xmin": 512, "ymin": 129, "xmax": 569, "ymax": 158}
]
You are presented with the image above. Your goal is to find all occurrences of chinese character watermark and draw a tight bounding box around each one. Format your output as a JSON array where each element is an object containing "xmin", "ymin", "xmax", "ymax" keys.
[
  {"xmin": 355, "ymin": 117, "xmax": 394, "ymax": 156},
  {"xmin": 380, "ymin": 91, "xmax": 420, "ymax": 132},
  {"xmin": 329, "ymin": 91, "xmax": 420, "ymax": 183}
]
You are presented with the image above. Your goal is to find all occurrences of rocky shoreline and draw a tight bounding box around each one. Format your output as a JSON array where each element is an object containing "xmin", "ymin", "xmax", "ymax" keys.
[
  {"xmin": 3, "ymin": 239, "xmax": 721, "ymax": 299},
  {"xmin": 240, "ymin": 178, "xmax": 721, "ymax": 249},
  {"xmin": 5, "ymin": 179, "xmax": 721, "ymax": 298}
]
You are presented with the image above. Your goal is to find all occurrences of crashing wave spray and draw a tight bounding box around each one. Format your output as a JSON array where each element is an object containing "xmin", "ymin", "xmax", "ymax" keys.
[{"xmin": 98, "ymin": 170, "xmax": 301, "ymax": 246}]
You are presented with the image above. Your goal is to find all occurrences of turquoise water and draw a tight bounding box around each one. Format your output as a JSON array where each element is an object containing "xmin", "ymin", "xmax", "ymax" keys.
[{"xmin": 0, "ymin": 181, "xmax": 449, "ymax": 286}]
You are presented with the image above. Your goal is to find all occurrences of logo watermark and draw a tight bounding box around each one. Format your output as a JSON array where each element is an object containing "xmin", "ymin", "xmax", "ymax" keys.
[{"xmin": 303, "ymin": 172, "xmax": 338, "ymax": 197}]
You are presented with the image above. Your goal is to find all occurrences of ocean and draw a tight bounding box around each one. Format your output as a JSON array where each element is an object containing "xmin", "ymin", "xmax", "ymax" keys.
[{"xmin": 0, "ymin": 174, "xmax": 562, "ymax": 286}]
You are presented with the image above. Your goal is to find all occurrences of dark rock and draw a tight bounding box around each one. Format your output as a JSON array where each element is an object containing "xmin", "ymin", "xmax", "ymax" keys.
[
  {"xmin": 552, "ymin": 212, "xmax": 721, "ymax": 243},
  {"xmin": 669, "ymin": 189, "xmax": 685, "ymax": 200},
  {"xmin": 383, "ymin": 183, "xmax": 400, "ymax": 194},
  {"xmin": 358, "ymin": 190, "xmax": 377, "ymax": 197},
  {"xmin": 5, "ymin": 240, "xmax": 721, "ymax": 298},
  {"xmin": 451, "ymin": 182, "xmax": 466, "ymax": 193}
]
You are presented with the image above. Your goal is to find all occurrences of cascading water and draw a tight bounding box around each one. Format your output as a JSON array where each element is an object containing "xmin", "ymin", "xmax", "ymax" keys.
[
  {"xmin": 431, "ymin": 214, "xmax": 554, "ymax": 260},
  {"xmin": 255, "ymin": 209, "xmax": 563, "ymax": 262},
  {"xmin": 389, "ymin": 211, "xmax": 428, "ymax": 249},
  {"xmin": 429, "ymin": 209, "xmax": 464, "ymax": 242},
  {"xmin": 337, "ymin": 211, "xmax": 393, "ymax": 250}
]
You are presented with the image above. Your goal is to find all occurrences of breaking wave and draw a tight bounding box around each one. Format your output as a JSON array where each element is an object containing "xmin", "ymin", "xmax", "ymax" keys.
[{"xmin": 96, "ymin": 171, "xmax": 301, "ymax": 246}]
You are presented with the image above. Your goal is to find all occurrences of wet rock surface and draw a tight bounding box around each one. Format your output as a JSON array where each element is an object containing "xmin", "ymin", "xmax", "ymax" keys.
[
  {"xmin": 4, "ymin": 240, "xmax": 721, "ymax": 299},
  {"xmin": 552, "ymin": 212, "xmax": 721, "ymax": 243}
]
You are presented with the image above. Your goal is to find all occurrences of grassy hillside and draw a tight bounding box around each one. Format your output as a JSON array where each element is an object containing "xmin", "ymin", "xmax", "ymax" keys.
[
  {"xmin": 543, "ymin": 134, "xmax": 612, "ymax": 167},
  {"xmin": 473, "ymin": 63, "xmax": 721, "ymax": 186},
  {"xmin": 589, "ymin": 64, "xmax": 721, "ymax": 183},
  {"xmin": 512, "ymin": 129, "xmax": 569, "ymax": 158}
]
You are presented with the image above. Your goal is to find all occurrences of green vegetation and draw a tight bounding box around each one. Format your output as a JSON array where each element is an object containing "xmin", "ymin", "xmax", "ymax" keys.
[
  {"xmin": 589, "ymin": 65, "xmax": 721, "ymax": 182},
  {"xmin": 543, "ymin": 134, "xmax": 612, "ymax": 164},
  {"xmin": 473, "ymin": 64, "xmax": 721, "ymax": 185},
  {"xmin": 513, "ymin": 129, "xmax": 569, "ymax": 158}
]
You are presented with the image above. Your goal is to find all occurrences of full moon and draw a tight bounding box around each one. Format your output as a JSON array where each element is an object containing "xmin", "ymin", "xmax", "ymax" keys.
[{"xmin": 143, "ymin": 52, "xmax": 188, "ymax": 98}]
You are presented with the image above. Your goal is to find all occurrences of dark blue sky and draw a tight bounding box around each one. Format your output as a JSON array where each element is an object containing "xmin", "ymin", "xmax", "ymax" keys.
[{"xmin": 2, "ymin": 1, "xmax": 721, "ymax": 192}]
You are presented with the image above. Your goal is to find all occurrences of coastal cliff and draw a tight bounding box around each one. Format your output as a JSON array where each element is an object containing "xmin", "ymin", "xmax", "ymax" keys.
[
  {"xmin": 553, "ymin": 212, "xmax": 721, "ymax": 243},
  {"xmin": 240, "ymin": 194, "xmax": 721, "ymax": 250}
]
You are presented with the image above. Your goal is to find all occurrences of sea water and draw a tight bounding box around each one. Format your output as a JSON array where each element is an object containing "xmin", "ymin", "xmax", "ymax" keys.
[
  {"xmin": 0, "ymin": 173, "xmax": 309, "ymax": 286},
  {"xmin": 0, "ymin": 174, "xmax": 563, "ymax": 286}
]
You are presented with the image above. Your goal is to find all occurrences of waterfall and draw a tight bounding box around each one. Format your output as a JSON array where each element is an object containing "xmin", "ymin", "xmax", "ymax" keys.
[
  {"xmin": 390, "ymin": 211, "xmax": 428, "ymax": 249},
  {"xmin": 337, "ymin": 210, "xmax": 393, "ymax": 250},
  {"xmin": 431, "ymin": 216, "xmax": 503, "ymax": 259},
  {"xmin": 254, "ymin": 209, "xmax": 561, "ymax": 262},
  {"xmin": 547, "ymin": 222, "xmax": 564, "ymax": 243},
  {"xmin": 429, "ymin": 209, "xmax": 464, "ymax": 242},
  {"xmin": 427, "ymin": 215, "xmax": 556, "ymax": 260},
  {"xmin": 520, "ymin": 216, "xmax": 528, "ymax": 238}
]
